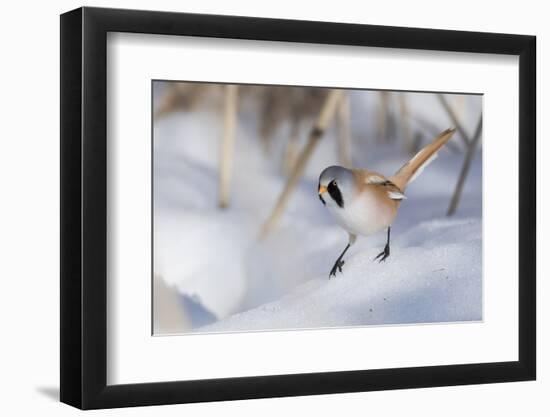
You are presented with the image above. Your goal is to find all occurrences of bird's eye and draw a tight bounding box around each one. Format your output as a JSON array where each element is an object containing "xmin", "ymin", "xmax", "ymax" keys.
[{"xmin": 332, "ymin": 180, "xmax": 337, "ymax": 186}]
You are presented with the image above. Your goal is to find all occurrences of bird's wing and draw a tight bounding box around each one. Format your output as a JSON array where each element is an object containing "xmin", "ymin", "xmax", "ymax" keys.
[{"xmin": 360, "ymin": 171, "xmax": 406, "ymax": 201}]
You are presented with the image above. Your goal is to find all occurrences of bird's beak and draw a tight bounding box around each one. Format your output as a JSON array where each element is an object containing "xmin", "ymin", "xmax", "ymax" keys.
[{"xmin": 318, "ymin": 185, "xmax": 327, "ymax": 195}]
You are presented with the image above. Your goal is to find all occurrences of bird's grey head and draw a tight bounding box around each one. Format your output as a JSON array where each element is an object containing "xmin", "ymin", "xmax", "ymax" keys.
[{"xmin": 318, "ymin": 166, "xmax": 355, "ymax": 208}]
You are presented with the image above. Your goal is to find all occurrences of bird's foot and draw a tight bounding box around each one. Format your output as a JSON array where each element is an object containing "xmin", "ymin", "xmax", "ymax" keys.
[
  {"xmin": 329, "ymin": 259, "xmax": 345, "ymax": 278},
  {"xmin": 374, "ymin": 245, "xmax": 390, "ymax": 263}
]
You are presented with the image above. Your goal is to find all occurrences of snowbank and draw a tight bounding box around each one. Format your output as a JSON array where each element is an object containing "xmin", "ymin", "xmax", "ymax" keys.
[{"xmin": 198, "ymin": 217, "xmax": 482, "ymax": 332}]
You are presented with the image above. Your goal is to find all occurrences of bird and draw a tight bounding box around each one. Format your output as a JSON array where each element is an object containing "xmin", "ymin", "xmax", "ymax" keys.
[{"xmin": 318, "ymin": 128, "xmax": 456, "ymax": 278}]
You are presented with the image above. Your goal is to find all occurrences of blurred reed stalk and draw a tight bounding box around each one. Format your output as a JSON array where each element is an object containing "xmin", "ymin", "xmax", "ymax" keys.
[
  {"xmin": 282, "ymin": 115, "xmax": 301, "ymax": 176},
  {"xmin": 376, "ymin": 91, "xmax": 390, "ymax": 141},
  {"xmin": 437, "ymin": 94, "xmax": 471, "ymax": 149},
  {"xmin": 447, "ymin": 114, "xmax": 483, "ymax": 216},
  {"xmin": 154, "ymin": 85, "xmax": 179, "ymax": 120},
  {"xmin": 154, "ymin": 83, "xmax": 211, "ymax": 120},
  {"xmin": 259, "ymin": 87, "xmax": 289, "ymax": 154},
  {"xmin": 454, "ymin": 95, "xmax": 466, "ymax": 123},
  {"xmin": 260, "ymin": 89, "xmax": 344, "ymax": 238},
  {"xmin": 336, "ymin": 92, "xmax": 353, "ymax": 168},
  {"xmin": 398, "ymin": 93, "xmax": 414, "ymax": 154},
  {"xmin": 218, "ymin": 84, "xmax": 239, "ymax": 208}
]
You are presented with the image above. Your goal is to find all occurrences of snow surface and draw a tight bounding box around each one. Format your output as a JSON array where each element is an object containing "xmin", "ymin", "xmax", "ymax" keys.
[{"xmin": 153, "ymin": 86, "xmax": 482, "ymax": 334}]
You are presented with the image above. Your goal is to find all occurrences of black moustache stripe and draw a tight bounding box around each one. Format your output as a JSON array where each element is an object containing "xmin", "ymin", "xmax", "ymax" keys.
[{"xmin": 327, "ymin": 182, "xmax": 344, "ymax": 208}]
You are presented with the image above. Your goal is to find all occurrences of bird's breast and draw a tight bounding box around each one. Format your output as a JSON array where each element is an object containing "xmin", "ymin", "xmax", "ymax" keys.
[{"xmin": 326, "ymin": 190, "xmax": 396, "ymax": 236}]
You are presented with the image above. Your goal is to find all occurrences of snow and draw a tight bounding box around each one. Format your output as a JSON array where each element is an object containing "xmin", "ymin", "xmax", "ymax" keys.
[
  {"xmin": 200, "ymin": 219, "xmax": 482, "ymax": 332},
  {"xmin": 153, "ymin": 85, "xmax": 482, "ymax": 334}
]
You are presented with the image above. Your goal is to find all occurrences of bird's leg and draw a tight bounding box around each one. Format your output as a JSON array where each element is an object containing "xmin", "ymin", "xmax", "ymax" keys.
[
  {"xmin": 374, "ymin": 227, "xmax": 391, "ymax": 263},
  {"xmin": 329, "ymin": 243, "xmax": 351, "ymax": 278}
]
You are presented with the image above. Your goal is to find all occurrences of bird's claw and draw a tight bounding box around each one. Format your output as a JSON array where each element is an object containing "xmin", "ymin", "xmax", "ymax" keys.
[
  {"xmin": 329, "ymin": 259, "xmax": 345, "ymax": 278},
  {"xmin": 374, "ymin": 246, "xmax": 390, "ymax": 263}
]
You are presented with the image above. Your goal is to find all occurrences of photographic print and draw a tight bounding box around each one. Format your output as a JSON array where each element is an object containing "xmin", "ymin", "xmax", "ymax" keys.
[
  {"xmin": 152, "ymin": 82, "xmax": 482, "ymax": 335},
  {"xmin": 60, "ymin": 8, "xmax": 535, "ymax": 407}
]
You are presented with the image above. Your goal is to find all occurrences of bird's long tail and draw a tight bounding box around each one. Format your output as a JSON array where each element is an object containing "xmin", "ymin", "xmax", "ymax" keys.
[{"xmin": 390, "ymin": 128, "xmax": 456, "ymax": 191}]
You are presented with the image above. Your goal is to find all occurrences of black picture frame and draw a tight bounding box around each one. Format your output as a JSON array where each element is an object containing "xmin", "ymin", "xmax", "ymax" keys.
[{"xmin": 60, "ymin": 6, "xmax": 536, "ymax": 410}]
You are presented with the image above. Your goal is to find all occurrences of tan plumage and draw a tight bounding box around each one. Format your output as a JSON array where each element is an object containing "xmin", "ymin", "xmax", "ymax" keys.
[{"xmin": 318, "ymin": 128, "xmax": 456, "ymax": 277}]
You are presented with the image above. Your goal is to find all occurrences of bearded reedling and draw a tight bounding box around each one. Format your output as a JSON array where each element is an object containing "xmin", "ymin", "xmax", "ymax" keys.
[{"xmin": 318, "ymin": 128, "xmax": 456, "ymax": 278}]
